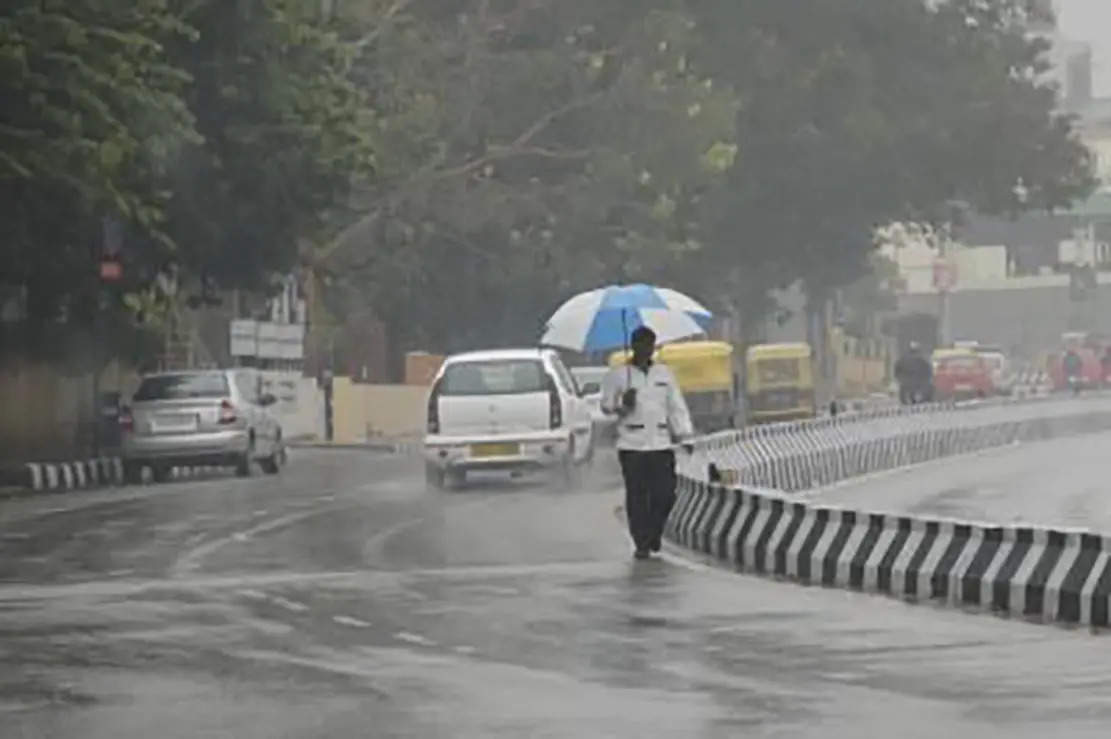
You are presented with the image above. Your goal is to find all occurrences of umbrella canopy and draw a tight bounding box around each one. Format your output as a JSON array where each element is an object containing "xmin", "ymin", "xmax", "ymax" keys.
[{"xmin": 540, "ymin": 284, "xmax": 712, "ymax": 354}]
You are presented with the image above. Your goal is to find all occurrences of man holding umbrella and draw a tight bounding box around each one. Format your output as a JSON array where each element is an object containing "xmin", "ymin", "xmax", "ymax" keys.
[
  {"xmin": 601, "ymin": 325, "xmax": 694, "ymax": 560},
  {"xmin": 540, "ymin": 283, "xmax": 709, "ymax": 559}
]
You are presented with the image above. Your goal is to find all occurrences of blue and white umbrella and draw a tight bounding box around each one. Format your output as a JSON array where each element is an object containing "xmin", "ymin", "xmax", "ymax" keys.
[{"xmin": 540, "ymin": 284, "xmax": 713, "ymax": 354}]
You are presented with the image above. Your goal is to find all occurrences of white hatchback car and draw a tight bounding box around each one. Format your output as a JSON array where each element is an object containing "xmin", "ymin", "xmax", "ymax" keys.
[{"xmin": 424, "ymin": 348, "xmax": 594, "ymax": 488}]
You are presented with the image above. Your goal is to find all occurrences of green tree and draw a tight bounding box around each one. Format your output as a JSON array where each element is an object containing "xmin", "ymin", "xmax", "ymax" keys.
[
  {"xmin": 687, "ymin": 0, "xmax": 1094, "ymax": 343},
  {"xmin": 0, "ymin": 0, "xmax": 197, "ymax": 332},
  {"xmin": 162, "ymin": 0, "xmax": 375, "ymax": 291},
  {"xmin": 318, "ymin": 1, "xmax": 738, "ymax": 362}
]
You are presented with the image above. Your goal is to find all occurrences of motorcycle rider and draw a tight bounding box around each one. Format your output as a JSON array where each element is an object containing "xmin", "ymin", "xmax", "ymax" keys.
[{"xmin": 895, "ymin": 342, "xmax": 933, "ymax": 405}]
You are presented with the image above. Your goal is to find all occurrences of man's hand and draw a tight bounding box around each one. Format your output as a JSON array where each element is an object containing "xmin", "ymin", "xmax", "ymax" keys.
[
  {"xmin": 681, "ymin": 442, "xmax": 695, "ymax": 455},
  {"xmin": 621, "ymin": 388, "xmax": 637, "ymax": 411}
]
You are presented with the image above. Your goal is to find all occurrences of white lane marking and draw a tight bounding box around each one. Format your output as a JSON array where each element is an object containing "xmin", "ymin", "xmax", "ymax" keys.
[
  {"xmin": 333, "ymin": 615, "xmax": 371, "ymax": 628},
  {"xmin": 238, "ymin": 589, "xmax": 269, "ymax": 601},
  {"xmin": 318, "ymin": 495, "xmax": 336, "ymax": 503},
  {"xmin": 394, "ymin": 631, "xmax": 437, "ymax": 647},
  {"xmin": 172, "ymin": 505, "xmax": 359, "ymax": 576},
  {"xmin": 0, "ymin": 560, "xmax": 627, "ymax": 603},
  {"xmin": 1, "ymin": 533, "xmax": 30, "ymax": 541},
  {"xmin": 361, "ymin": 517, "xmax": 426, "ymax": 563},
  {"xmin": 453, "ymin": 645, "xmax": 478, "ymax": 655},
  {"xmin": 271, "ymin": 596, "xmax": 310, "ymax": 613},
  {"xmin": 107, "ymin": 569, "xmax": 134, "ymax": 577},
  {"xmin": 253, "ymin": 509, "xmax": 269, "ymax": 517}
]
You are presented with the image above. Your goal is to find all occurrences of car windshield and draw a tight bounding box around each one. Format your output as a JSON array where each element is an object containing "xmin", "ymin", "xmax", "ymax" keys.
[
  {"xmin": 134, "ymin": 373, "xmax": 229, "ymax": 401},
  {"xmin": 756, "ymin": 358, "xmax": 799, "ymax": 383},
  {"xmin": 440, "ymin": 360, "xmax": 547, "ymax": 395},
  {"xmin": 938, "ymin": 357, "xmax": 981, "ymax": 372}
]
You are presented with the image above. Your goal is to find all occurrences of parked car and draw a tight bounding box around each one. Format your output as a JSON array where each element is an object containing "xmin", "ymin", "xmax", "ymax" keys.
[
  {"xmin": 120, "ymin": 369, "xmax": 284, "ymax": 483},
  {"xmin": 570, "ymin": 365, "xmax": 616, "ymax": 444},
  {"xmin": 423, "ymin": 348, "xmax": 594, "ymax": 489}
]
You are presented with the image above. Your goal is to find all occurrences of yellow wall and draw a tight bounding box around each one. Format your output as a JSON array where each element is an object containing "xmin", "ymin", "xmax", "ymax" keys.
[
  {"xmin": 0, "ymin": 359, "xmax": 139, "ymax": 461},
  {"xmin": 331, "ymin": 377, "xmax": 429, "ymax": 443}
]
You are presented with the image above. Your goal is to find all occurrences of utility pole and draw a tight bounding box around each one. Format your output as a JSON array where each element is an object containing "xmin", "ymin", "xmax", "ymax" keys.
[{"xmin": 95, "ymin": 216, "xmax": 124, "ymax": 457}]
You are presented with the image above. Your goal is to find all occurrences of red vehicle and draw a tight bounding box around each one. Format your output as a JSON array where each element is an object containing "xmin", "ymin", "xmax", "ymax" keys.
[
  {"xmin": 933, "ymin": 352, "xmax": 994, "ymax": 401},
  {"xmin": 1047, "ymin": 332, "xmax": 1107, "ymax": 391}
]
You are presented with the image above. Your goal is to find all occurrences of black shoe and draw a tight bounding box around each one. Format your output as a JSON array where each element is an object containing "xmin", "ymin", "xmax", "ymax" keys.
[
  {"xmin": 633, "ymin": 549, "xmax": 651, "ymax": 560},
  {"xmin": 650, "ymin": 537, "xmax": 662, "ymax": 553}
]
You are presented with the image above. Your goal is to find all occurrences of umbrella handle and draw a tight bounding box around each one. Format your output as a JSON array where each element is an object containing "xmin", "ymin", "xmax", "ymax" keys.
[{"xmin": 621, "ymin": 309, "xmax": 630, "ymax": 384}]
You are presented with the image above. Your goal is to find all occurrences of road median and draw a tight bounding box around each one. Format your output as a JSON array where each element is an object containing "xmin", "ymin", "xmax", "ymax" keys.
[{"xmin": 668, "ymin": 393, "xmax": 1111, "ymax": 628}]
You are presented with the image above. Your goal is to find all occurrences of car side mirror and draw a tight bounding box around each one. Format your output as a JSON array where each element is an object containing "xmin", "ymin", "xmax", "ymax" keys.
[
  {"xmin": 580, "ymin": 382, "xmax": 600, "ymax": 397},
  {"xmin": 258, "ymin": 393, "xmax": 277, "ymax": 407}
]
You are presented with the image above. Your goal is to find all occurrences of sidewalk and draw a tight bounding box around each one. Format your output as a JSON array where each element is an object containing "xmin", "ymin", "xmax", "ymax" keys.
[{"xmin": 288, "ymin": 437, "xmax": 423, "ymax": 455}]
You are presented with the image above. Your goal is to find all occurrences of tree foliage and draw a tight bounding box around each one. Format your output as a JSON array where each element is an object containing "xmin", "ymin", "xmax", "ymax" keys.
[
  {"xmin": 685, "ymin": 0, "xmax": 1094, "ymax": 317},
  {"xmin": 317, "ymin": 0, "xmax": 739, "ymax": 356},
  {"xmin": 0, "ymin": 0, "xmax": 372, "ymax": 343},
  {"xmin": 0, "ymin": 0, "xmax": 1096, "ymax": 367}
]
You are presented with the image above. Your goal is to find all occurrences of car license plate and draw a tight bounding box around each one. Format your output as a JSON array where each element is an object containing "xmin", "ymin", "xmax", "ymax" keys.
[
  {"xmin": 154, "ymin": 413, "xmax": 197, "ymax": 432},
  {"xmin": 471, "ymin": 442, "xmax": 519, "ymax": 458}
]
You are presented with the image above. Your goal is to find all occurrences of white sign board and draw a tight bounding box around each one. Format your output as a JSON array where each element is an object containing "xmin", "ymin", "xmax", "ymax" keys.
[
  {"xmin": 230, "ymin": 320, "xmax": 259, "ymax": 357},
  {"xmin": 230, "ymin": 320, "xmax": 304, "ymax": 360},
  {"xmin": 257, "ymin": 322, "xmax": 304, "ymax": 360}
]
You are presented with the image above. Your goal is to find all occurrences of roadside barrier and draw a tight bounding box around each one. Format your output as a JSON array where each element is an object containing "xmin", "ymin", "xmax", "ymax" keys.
[
  {"xmin": 666, "ymin": 481, "xmax": 1111, "ymax": 627},
  {"xmin": 667, "ymin": 393, "xmax": 1111, "ymax": 627},
  {"xmin": 19, "ymin": 457, "xmax": 124, "ymax": 492},
  {"xmin": 8, "ymin": 455, "xmax": 286, "ymax": 494}
]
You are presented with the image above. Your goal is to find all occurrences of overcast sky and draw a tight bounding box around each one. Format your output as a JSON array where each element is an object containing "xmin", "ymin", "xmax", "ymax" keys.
[{"xmin": 1057, "ymin": 0, "xmax": 1111, "ymax": 96}]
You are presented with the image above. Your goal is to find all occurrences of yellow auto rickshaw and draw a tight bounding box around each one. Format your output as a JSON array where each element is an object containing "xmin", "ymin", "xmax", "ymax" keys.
[
  {"xmin": 608, "ymin": 340, "xmax": 737, "ymax": 433},
  {"xmin": 744, "ymin": 343, "xmax": 816, "ymax": 424}
]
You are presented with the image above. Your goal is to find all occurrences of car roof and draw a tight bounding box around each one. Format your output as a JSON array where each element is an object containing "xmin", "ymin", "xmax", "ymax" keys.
[{"xmin": 444, "ymin": 348, "xmax": 552, "ymax": 364}]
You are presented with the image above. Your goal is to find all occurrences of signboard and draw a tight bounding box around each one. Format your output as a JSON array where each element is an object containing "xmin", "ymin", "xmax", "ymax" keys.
[
  {"xmin": 257, "ymin": 322, "xmax": 304, "ymax": 360},
  {"xmin": 230, "ymin": 319, "xmax": 304, "ymax": 360},
  {"xmin": 230, "ymin": 320, "xmax": 259, "ymax": 357}
]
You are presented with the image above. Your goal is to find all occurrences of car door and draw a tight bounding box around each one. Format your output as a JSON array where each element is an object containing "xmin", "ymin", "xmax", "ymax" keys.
[
  {"xmin": 549, "ymin": 355, "xmax": 592, "ymax": 460},
  {"xmin": 236, "ymin": 371, "xmax": 270, "ymax": 455}
]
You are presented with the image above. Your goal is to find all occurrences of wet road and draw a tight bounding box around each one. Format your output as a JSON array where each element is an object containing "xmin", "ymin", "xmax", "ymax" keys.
[
  {"xmin": 816, "ymin": 430, "xmax": 1111, "ymax": 531},
  {"xmin": 4, "ymin": 448, "xmax": 1111, "ymax": 738}
]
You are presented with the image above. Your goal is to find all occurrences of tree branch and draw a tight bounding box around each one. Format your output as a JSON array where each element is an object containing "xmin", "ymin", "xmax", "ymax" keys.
[
  {"xmin": 319, "ymin": 90, "xmax": 606, "ymax": 263},
  {"xmin": 354, "ymin": 0, "xmax": 417, "ymax": 50}
]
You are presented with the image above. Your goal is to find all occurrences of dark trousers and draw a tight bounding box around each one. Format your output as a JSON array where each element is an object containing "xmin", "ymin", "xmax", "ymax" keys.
[{"xmin": 618, "ymin": 449, "xmax": 677, "ymax": 551}]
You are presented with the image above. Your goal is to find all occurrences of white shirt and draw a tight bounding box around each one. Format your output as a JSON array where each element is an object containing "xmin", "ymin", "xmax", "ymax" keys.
[{"xmin": 601, "ymin": 361, "xmax": 694, "ymax": 451}]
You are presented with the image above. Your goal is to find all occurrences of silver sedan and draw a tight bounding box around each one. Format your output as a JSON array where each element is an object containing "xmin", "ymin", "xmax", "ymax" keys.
[{"xmin": 120, "ymin": 369, "xmax": 284, "ymax": 483}]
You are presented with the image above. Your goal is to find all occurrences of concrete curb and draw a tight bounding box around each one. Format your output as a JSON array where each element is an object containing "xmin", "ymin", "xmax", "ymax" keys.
[
  {"xmin": 666, "ymin": 480, "xmax": 1111, "ymax": 628},
  {"xmin": 0, "ymin": 457, "xmax": 271, "ymax": 494},
  {"xmin": 288, "ymin": 440, "xmax": 423, "ymax": 456},
  {"xmin": 12, "ymin": 458, "xmax": 125, "ymax": 492}
]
